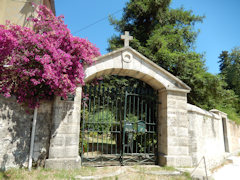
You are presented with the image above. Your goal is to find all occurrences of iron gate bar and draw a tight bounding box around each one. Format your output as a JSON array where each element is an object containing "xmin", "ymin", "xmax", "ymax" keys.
[
  {"xmin": 91, "ymin": 86, "xmax": 95, "ymax": 155},
  {"xmin": 141, "ymin": 92, "xmax": 143, "ymax": 153},
  {"xmin": 87, "ymin": 86, "xmax": 91, "ymax": 156},
  {"xmin": 97, "ymin": 84, "xmax": 100, "ymax": 155},
  {"xmin": 122, "ymin": 88, "xmax": 156, "ymax": 165},
  {"xmin": 80, "ymin": 84, "xmax": 158, "ymax": 166},
  {"xmin": 81, "ymin": 87, "xmax": 86, "ymax": 165},
  {"xmin": 136, "ymin": 88, "xmax": 140, "ymax": 154},
  {"xmin": 144, "ymin": 102, "xmax": 147, "ymax": 154},
  {"xmin": 101, "ymin": 86, "xmax": 104, "ymax": 158}
]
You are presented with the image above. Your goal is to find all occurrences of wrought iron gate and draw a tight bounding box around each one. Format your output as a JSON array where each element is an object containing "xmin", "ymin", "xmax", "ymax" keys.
[{"xmin": 80, "ymin": 84, "xmax": 158, "ymax": 166}]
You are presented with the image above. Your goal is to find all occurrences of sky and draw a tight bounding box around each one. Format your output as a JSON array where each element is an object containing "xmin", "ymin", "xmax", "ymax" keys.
[{"xmin": 55, "ymin": 0, "xmax": 240, "ymax": 74}]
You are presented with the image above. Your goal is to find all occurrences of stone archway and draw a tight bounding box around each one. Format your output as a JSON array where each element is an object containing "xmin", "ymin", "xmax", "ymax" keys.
[{"xmin": 45, "ymin": 43, "xmax": 192, "ymax": 169}]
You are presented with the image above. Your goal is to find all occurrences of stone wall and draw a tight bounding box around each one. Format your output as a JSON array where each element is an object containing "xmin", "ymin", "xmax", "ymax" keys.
[
  {"xmin": 227, "ymin": 120, "xmax": 240, "ymax": 153},
  {"xmin": 187, "ymin": 104, "xmax": 240, "ymax": 169},
  {"xmin": 0, "ymin": 95, "xmax": 52, "ymax": 170},
  {"xmin": 1, "ymin": 93, "xmax": 240, "ymax": 170}
]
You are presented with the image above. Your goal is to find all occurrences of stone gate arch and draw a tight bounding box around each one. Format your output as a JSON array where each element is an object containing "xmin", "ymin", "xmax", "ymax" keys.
[{"xmin": 45, "ymin": 42, "xmax": 192, "ymax": 169}]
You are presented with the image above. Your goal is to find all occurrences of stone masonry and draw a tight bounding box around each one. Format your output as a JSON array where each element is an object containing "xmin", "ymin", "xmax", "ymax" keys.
[
  {"xmin": 1, "ymin": 35, "xmax": 240, "ymax": 170},
  {"xmin": 0, "ymin": 95, "xmax": 52, "ymax": 170},
  {"xmin": 45, "ymin": 87, "xmax": 82, "ymax": 169},
  {"xmin": 46, "ymin": 45, "xmax": 193, "ymax": 168}
]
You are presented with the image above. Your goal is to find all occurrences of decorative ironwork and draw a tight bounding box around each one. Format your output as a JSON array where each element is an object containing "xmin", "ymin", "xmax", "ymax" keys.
[{"xmin": 80, "ymin": 84, "xmax": 158, "ymax": 166}]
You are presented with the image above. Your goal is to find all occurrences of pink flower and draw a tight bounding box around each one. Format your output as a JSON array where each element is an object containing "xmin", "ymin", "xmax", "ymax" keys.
[{"xmin": 0, "ymin": 4, "xmax": 100, "ymax": 109}]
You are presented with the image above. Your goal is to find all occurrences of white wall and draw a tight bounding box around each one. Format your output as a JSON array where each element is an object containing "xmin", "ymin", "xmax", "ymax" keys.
[{"xmin": 187, "ymin": 104, "xmax": 240, "ymax": 169}]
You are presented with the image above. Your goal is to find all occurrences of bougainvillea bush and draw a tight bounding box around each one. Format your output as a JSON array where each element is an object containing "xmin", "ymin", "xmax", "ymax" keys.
[{"xmin": 0, "ymin": 5, "xmax": 100, "ymax": 108}]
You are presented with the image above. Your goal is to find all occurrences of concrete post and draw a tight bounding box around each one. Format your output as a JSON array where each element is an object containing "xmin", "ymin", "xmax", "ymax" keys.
[{"xmin": 45, "ymin": 86, "xmax": 82, "ymax": 169}]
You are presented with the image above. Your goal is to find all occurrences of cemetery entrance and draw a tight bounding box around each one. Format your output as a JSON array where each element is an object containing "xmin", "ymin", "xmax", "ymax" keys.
[{"xmin": 80, "ymin": 84, "xmax": 158, "ymax": 166}]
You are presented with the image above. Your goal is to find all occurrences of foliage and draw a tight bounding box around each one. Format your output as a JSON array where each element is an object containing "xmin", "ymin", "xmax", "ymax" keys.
[
  {"xmin": 107, "ymin": 0, "xmax": 240, "ymax": 120},
  {"xmin": 218, "ymin": 47, "xmax": 240, "ymax": 122},
  {"xmin": 86, "ymin": 109, "xmax": 115, "ymax": 132},
  {"xmin": 219, "ymin": 47, "xmax": 240, "ymax": 97},
  {"xmin": 108, "ymin": 0, "xmax": 205, "ymax": 103},
  {"xmin": 0, "ymin": 4, "xmax": 100, "ymax": 108},
  {"xmin": 216, "ymin": 106, "xmax": 240, "ymax": 124},
  {"xmin": 108, "ymin": 0, "xmax": 204, "ymax": 73}
]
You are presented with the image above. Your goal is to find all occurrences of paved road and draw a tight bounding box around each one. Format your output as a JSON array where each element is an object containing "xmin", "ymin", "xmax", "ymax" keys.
[{"xmin": 212, "ymin": 156, "xmax": 240, "ymax": 180}]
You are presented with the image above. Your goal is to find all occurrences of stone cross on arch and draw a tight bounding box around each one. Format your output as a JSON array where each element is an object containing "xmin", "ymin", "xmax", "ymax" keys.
[{"xmin": 121, "ymin": 31, "xmax": 133, "ymax": 47}]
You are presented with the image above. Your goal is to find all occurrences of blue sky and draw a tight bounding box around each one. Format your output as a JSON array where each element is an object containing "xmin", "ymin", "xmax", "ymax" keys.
[{"xmin": 55, "ymin": 0, "xmax": 240, "ymax": 74}]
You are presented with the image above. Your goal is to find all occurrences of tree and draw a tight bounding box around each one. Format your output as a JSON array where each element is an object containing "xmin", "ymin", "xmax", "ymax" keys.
[
  {"xmin": 108, "ymin": 0, "xmax": 204, "ymax": 72},
  {"xmin": 219, "ymin": 51, "xmax": 230, "ymax": 73},
  {"xmin": 0, "ymin": 4, "xmax": 100, "ymax": 108},
  {"xmin": 107, "ymin": 0, "xmax": 208, "ymax": 106},
  {"xmin": 219, "ymin": 47, "xmax": 240, "ymax": 97},
  {"xmin": 106, "ymin": 0, "xmax": 240, "ymax": 119}
]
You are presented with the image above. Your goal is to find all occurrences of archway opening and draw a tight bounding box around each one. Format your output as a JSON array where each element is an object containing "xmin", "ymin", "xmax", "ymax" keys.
[{"xmin": 80, "ymin": 76, "xmax": 159, "ymax": 166}]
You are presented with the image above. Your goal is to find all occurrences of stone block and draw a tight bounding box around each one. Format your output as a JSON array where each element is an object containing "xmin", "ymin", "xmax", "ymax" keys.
[
  {"xmin": 140, "ymin": 75, "xmax": 153, "ymax": 83},
  {"xmin": 122, "ymin": 62, "xmax": 134, "ymax": 70},
  {"xmin": 168, "ymin": 127, "xmax": 188, "ymax": 137},
  {"xmin": 95, "ymin": 62, "xmax": 106, "ymax": 73},
  {"xmin": 132, "ymin": 58, "xmax": 141, "ymax": 70},
  {"xmin": 49, "ymin": 145, "xmax": 78, "ymax": 158},
  {"xmin": 102, "ymin": 59, "xmax": 114, "ymax": 70},
  {"xmin": 65, "ymin": 146, "xmax": 79, "ymax": 157},
  {"xmin": 110, "ymin": 68, "xmax": 121, "ymax": 75},
  {"xmin": 167, "ymin": 99, "xmax": 177, "ymax": 107},
  {"xmin": 139, "ymin": 63, "xmax": 150, "ymax": 75},
  {"xmin": 159, "ymin": 155, "xmax": 192, "ymax": 167},
  {"xmin": 118, "ymin": 69, "xmax": 132, "ymax": 76},
  {"xmin": 167, "ymin": 91, "xmax": 187, "ymax": 99},
  {"xmin": 51, "ymin": 137, "xmax": 64, "ymax": 147},
  {"xmin": 168, "ymin": 136, "xmax": 189, "ymax": 146},
  {"xmin": 168, "ymin": 146, "xmax": 189, "ymax": 155},
  {"xmin": 176, "ymin": 104, "xmax": 187, "ymax": 111},
  {"xmin": 84, "ymin": 66, "xmax": 97, "ymax": 79},
  {"xmin": 45, "ymin": 157, "xmax": 81, "ymax": 169},
  {"xmin": 167, "ymin": 115, "xmax": 188, "ymax": 128},
  {"xmin": 49, "ymin": 147, "xmax": 65, "ymax": 158},
  {"xmin": 56, "ymin": 125, "xmax": 80, "ymax": 134},
  {"xmin": 65, "ymin": 136, "xmax": 79, "ymax": 146}
]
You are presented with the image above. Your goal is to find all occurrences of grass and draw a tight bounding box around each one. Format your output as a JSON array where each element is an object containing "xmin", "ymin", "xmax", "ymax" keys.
[
  {"xmin": 0, "ymin": 166, "xmax": 192, "ymax": 180},
  {"xmin": 181, "ymin": 172, "xmax": 191, "ymax": 180},
  {"xmin": 161, "ymin": 166, "xmax": 176, "ymax": 171},
  {"xmin": 0, "ymin": 167, "xmax": 97, "ymax": 180}
]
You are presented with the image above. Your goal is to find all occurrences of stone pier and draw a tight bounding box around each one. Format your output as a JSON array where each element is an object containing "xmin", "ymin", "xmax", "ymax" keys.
[{"xmin": 45, "ymin": 86, "xmax": 82, "ymax": 169}]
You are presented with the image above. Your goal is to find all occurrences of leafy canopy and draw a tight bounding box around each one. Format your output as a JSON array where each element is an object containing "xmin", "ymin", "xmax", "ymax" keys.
[
  {"xmin": 107, "ymin": 0, "xmax": 240, "ymax": 117},
  {"xmin": 0, "ymin": 5, "xmax": 100, "ymax": 108},
  {"xmin": 219, "ymin": 47, "xmax": 240, "ymax": 97},
  {"xmin": 218, "ymin": 48, "xmax": 240, "ymax": 123}
]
